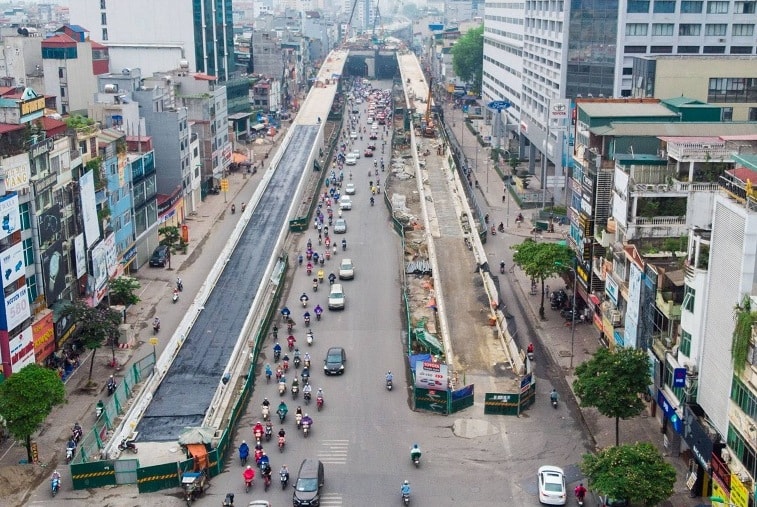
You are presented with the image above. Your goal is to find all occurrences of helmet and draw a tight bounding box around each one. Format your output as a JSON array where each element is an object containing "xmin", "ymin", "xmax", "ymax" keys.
[
  {"xmin": 387, "ymin": 371, "xmax": 391, "ymax": 375},
  {"xmin": 413, "ymin": 444, "xmax": 418, "ymax": 448},
  {"xmin": 257, "ymin": 421, "xmax": 261, "ymax": 425},
  {"xmin": 304, "ymin": 414, "xmax": 309, "ymax": 418},
  {"xmin": 263, "ymin": 397, "xmax": 268, "ymax": 402},
  {"xmin": 247, "ymin": 465, "xmax": 252, "ymax": 470},
  {"xmin": 109, "ymin": 375, "xmax": 114, "ymax": 379},
  {"xmin": 242, "ymin": 440, "xmax": 246, "ymax": 444},
  {"xmin": 404, "ymin": 480, "xmax": 409, "ymax": 485}
]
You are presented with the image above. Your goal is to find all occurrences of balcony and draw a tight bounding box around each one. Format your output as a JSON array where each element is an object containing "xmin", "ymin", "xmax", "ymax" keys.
[
  {"xmin": 664, "ymin": 139, "xmax": 733, "ymax": 162},
  {"xmin": 719, "ymin": 168, "xmax": 757, "ymax": 204},
  {"xmin": 656, "ymin": 291, "xmax": 682, "ymax": 320}
]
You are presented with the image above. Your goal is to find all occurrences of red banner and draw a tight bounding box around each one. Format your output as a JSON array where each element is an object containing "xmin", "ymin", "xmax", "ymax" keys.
[{"xmin": 33, "ymin": 311, "xmax": 55, "ymax": 364}]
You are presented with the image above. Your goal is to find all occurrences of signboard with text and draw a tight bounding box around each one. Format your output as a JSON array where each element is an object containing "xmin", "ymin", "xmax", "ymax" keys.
[{"xmin": 414, "ymin": 361, "xmax": 449, "ymax": 389}]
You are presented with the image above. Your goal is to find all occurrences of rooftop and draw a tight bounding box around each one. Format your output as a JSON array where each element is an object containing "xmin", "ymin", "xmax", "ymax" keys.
[
  {"xmin": 591, "ymin": 122, "xmax": 757, "ymax": 137},
  {"xmin": 579, "ymin": 102, "xmax": 679, "ymax": 119}
]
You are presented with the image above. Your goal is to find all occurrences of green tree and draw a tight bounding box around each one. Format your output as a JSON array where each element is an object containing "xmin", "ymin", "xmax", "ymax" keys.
[
  {"xmin": 109, "ymin": 276, "xmax": 141, "ymax": 310},
  {"xmin": 158, "ymin": 225, "xmax": 187, "ymax": 268},
  {"xmin": 573, "ymin": 347, "xmax": 651, "ymax": 446},
  {"xmin": 510, "ymin": 240, "xmax": 573, "ymax": 319},
  {"xmin": 0, "ymin": 364, "xmax": 65, "ymax": 462},
  {"xmin": 581, "ymin": 442, "xmax": 676, "ymax": 506},
  {"xmin": 732, "ymin": 295, "xmax": 756, "ymax": 374},
  {"xmin": 451, "ymin": 25, "xmax": 483, "ymax": 93},
  {"xmin": 63, "ymin": 301, "xmax": 123, "ymax": 382}
]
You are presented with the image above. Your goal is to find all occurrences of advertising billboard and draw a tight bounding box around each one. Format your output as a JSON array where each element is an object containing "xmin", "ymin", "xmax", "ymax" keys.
[
  {"xmin": 74, "ymin": 233, "xmax": 87, "ymax": 278},
  {"xmin": 9, "ymin": 325, "xmax": 35, "ymax": 373},
  {"xmin": 0, "ymin": 285, "xmax": 30, "ymax": 331},
  {"xmin": 33, "ymin": 311, "xmax": 55, "ymax": 364},
  {"xmin": 41, "ymin": 240, "xmax": 68, "ymax": 303},
  {"xmin": 414, "ymin": 361, "xmax": 449, "ymax": 390},
  {"xmin": 0, "ymin": 194, "xmax": 20, "ymax": 241},
  {"xmin": 80, "ymin": 170, "xmax": 100, "ymax": 248},
  {"xmin": 37, "ymin": 204, "xmax": 63, "ymax": 245},
  {"xmin": 0, "ymin": 241, "xmax": 25, "ymax": 288},
  {"xmin": 0, "ymin": 153, "xmax": 31, "ymax": 191}
]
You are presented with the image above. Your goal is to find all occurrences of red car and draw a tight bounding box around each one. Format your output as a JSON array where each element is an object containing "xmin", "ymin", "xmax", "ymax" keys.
[
  {"xmin": 364, "ymin": 149, "xmax": 374, "ymax": 157},
  {"xmin": 367, "ymin": 143, "xmax": 376, "ymax": 151}
]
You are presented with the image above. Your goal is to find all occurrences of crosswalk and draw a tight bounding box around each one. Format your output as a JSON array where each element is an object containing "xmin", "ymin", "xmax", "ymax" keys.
[
  {"xmin": 318, "ymin": 439, "xmax": 349, "ymax": 464},
  {"xmin": 319, "ymin": 493, "xmax": 344, "ymax": 506}
]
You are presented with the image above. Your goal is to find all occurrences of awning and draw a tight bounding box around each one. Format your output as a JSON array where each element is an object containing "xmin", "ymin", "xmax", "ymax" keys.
[
  {"xmin": 232, "ymin": 153, "xmax": 248, "ymax": 164},
  {"xmin": 589, "ymin": 294, "xmax": 601, "ymax": 306}
]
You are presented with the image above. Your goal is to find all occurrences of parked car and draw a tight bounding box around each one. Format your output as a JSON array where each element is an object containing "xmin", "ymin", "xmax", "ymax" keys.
[
  {"xmin": 537, "ymin": 466, "xmax": 566, "ymax": 505},
  {"xmin": 323, "ymin": 347, "xmax": 346, "ymax": 375},
  {"xmin": 149, "ymin": 245, "xmax": 170, "ymax": 267},
  {"xmin": 338, "ymin": 258, "xmax": 354, "ymax": 280},
  {"xmin": 328, "ymin": 284, "xmax": 345, "ymax": 310},
  {"xmin": 292, "ymin": 459, "xmax": 324, "ymax": 506}
]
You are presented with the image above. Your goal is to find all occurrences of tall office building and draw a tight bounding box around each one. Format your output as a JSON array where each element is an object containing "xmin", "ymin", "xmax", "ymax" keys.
[
  {"xmin": 482, "ymin": 0, "xmax": 757, "ymax": 180},
  {"xmin": 69, "ymin": 0, "xmax": 235, "ymax": 81}
]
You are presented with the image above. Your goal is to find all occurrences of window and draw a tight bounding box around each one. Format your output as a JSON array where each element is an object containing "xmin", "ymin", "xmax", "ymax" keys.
[
  {"xmin": 683, "ymin": 286, "xmax": 695, "ymax": 312},
  {"xmin": 735, "ymin": 1, "xmax": 756, "ymax": 13},
  {"xmin": 731, "ymin": 46, "xmax": 754, "ymax": 53},
  {"xmin": 680, "ymin": 330, "xmax": 692, "ymax": 356},
  {"xmin": 654, "ymin": 0, "xmax": 676, "ymax": 12},
  {"xmin": 20, "ymin": 202, "xmax": 30, "ymax": 231},
  {"xmin": 705, "ymin": 23, "xmax": 727, "ymax": 35},
  {"xmin": 733, "ymin": 24, "xmax": 755, "ymax": 36},
  {"xmin": 750, "ymin": 107, "xmax": 757, "ymax": 121},
  {"xmin": 678, "ymin": 45, "xmax": 700, "ymax": 52},
  {"xmin": 707, "ymin": 1, "xmax": 729, "ymax": 12},
  {"xmin": 679, "ymin": 24, "xmax": 701, "ymax": 36},
  {"xmin": 23, "ymin": 237, "xmax": 34, "ymax": 266},
  {"xmin": 60, "ymin": 87, "xmax": 65, "ymax": 97},
  {"xmin": 628, "ymin": 1, "xmax": 650, "ymax": 12},
  {"xmin": 703, "ymin": 45, "xmax": 726, "ymax": 53},
  {"xmin": 681, "ymin": 0, "xmax": 703, "ymax": 11},
  {"xmin": 651, "ymin": 45, "xmax": 673, "ymax": 52},
  {"xmin": 722, "ymin": 107, "xmax": 733, "ymax": 120},
  {"xmin": 652, "ymin": 23, "xmax": 674, "ymax": 36},
  {"xmin": 101, "ymin": 13, "xmax": 107, "ymax": 25},
  {"xmin": 732, "ymin": 378, "xmax": 757, "ymax": 418},
  {"xmin": 100, "ymin": 0, "xmax": 106, "ymax": 8},
  {"xmin": 663, "ymin": 362, "xmax": 685, "ymax": 401},
  {"xmin": 626, "ymin": 23, "xmax": 648, "ymax": 36},
  {"xmin": 102, "ymin": 28, "xmax": 108, "ymax": 41},
  {"xmin": 58, "ymin": 67, "xmax": 64, "ymax": 79},
  {"xmin": 625, "ymin": 45, "xmax": 648, "ymax": 53}
]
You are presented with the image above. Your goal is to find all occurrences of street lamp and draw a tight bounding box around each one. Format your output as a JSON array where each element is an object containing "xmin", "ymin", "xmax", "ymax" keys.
[{"xmin": 556, "ymin": 261, "xmax": 578, "ymax": 369}]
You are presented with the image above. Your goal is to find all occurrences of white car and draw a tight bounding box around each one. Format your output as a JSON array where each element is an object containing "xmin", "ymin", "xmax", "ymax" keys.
[
  {"xmin": 339, "ymin": 196, "xmax": 352, "ymax": 210},
  {"xmin": 350, "ymin": 150, "xmax": 361, "ymax": 159},
  {"xmin": 537, "ymin": 466, "xmax": 566, "ymax": 505},
  {"xmin": 339, "ymin": 258, "xmax": 354, "ymax": 280},
  {"xmin": 345, "ymin": 154, "xmax": 358, "ymax": 166},
  {"xmin": 345, "ymin": 183, "xmax": 356, "ymax": 195},
  {"xmin": 350, "ymin": 131, "xmax": 358, "ymax": 139},
  {"xmin": 328, "ymin": 283, "xmax": 346, "ymax": 310},
  {"xmin": 371, "ymin": 122, "xmax": 379, "ymax": 130},
  {"xmin": 334, "ymin": 218, "xmax": 347, "ymax": 233}
]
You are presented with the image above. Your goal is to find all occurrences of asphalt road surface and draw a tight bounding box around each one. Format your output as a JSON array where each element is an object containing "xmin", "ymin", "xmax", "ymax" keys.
[
  {"xmin": 162, "ymin": 80, "xmax": 591, "ymax": 506},
  {"xmin": 138, "ymin": 125, "xmax": 320, "ymax": 441}
]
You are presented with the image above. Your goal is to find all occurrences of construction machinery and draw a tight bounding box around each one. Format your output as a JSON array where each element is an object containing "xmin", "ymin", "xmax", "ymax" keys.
[
  {"xmin": 371, "ymin": 2, "xmax": 384, "ymax": 45},
  {"xmin": 422, "ymin": 78, "xmax": 436, "ymax": 138}
]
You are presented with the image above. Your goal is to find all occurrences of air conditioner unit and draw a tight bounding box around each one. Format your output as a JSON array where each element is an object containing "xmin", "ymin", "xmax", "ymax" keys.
[
  {"xmin": 722, "ymin": 450, "xmax": 731, "ymax": 463},
  {"xmin": 65, "ymin": 274, "xmax": 73, "ymax": 284},
  {"xmin": 610, "ymin": 310, "xmax": 621, "ymax": 325},
  {"xmin": 685, "ymin": 363, "xmax": 698, "ymax": 375}
]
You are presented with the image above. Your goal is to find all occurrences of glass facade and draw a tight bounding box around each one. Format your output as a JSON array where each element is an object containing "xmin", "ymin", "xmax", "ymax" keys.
[
  {"xmin": 192, "ymin": 0, "xmax": 235, "ymax": 80},
  {"xmin": 565, "ymin": 0, "xmax": 619, "ymax": 99}
]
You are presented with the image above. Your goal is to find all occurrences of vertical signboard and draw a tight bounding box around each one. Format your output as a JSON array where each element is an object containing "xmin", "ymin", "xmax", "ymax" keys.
[
  {"xmin": 9, "ymin": 325, "xmax": 35, "ymax": 373},
  {"xmin": 33, "ymin": 311, "xmax": 55, "ymax": 365},
  {"xmin": 0, "ymin": 241, "xmax": 25, "ymax": 288},
  {"xmin": 80, "ymin": 170, "xmax": 101, "ymax": 248},
  {"xmin": 0, "ymin": 285, "xmax": 30, "ymax": 331},
  {"xmin": 37, "ymin": 204, "xmax": 62, "ymax": 245},
  {"xmin": 41, "ymin": 240, "xmax": 68, "ymax": 303},
  {"xmin": 624, "ymin": 262, "xmax": 642, "ymax": 348},
  {"xmin": 74, "ymin": 233, "xmax": 87, "ymax": 278},
  {"xmin": 0, "ymin": 194, "xmax": 20, "ymax": 240}
]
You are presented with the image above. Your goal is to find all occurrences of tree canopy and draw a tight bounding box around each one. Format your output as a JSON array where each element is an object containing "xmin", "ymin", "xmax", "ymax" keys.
[
  {"xmin": 511, "ymin": 239, "xmax": 573, "ymax": 318},
  {"xmin": 63, "ymin": 301, "xmax": 123, "ymax": 381},
  {"xmin": 581, "ymin": 442, "xmax": 676, "ymax": 506},
  {"xmin": 158, "ymin": 225, "xmax": 187, "ymax": 264},
  {"xmin": 0, "ymin": 364, "xmax": 65, "ymax": 462},
  {"xmin": 109, "ymin": 276, "xmax": 141, "ymax": 308},
  {"xmin": 573, "ymin": 347, "xmax": 651, "ymax": 446},
  {"xmin": 451, "ymin": 25, "xmax": 483, "ymax": 93}
]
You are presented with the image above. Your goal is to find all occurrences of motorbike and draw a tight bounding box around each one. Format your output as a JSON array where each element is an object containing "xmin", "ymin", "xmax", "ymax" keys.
[
  {"xmin": 370, "ymin": 197, "xmax": 374, "ymax": 206},
  {"xmin": 312, "ymin": 279, "xmax": 318, "ymax": 292},
  {"xmin": 304, "ymin": 315, "xmax": 311, "ymax": 326},
  {"xmin": 291, "ymin": 384, "xmax": 299, "ymax": 400},
  {"xmin": 278, "ymin": 381, "xmax": 287, "ymax": 396},
  {"xmin": 283, "ymin": 359, "xmax": 290, "ymax": 373},
  {"xmin": 153, "ymin": 322, "xmax": 160, "ymax": 333},
  {"xmin": 243, "ymin": 472, "xmax": 254, "ymax": 493},
  {"xmin": 316, "ymin": 395, "xmax": 324, "ymax": 411},
  {"xmin": 314, "ymin": 307, "xmax": 322, "ymax": 320},
  {"xmin": 386, "ymin": 378, "xmax": 393, "ymax": 391},
  {"xmin": 66, "ymin": 443, "xmax": 76, "ymax": 464},
  {"xmin": 302, "ymin": 421, "xmax": 311, "ymax": 438},
  {"xmin": 307, "ymin": 330, "xmax": 314, "ymax": 345},
  {"xmin": 278, "ymin": 436, "xmax": 286, "ymax": 453},
  {"xmin": 95, "ymin": 401, "xmax": 104, "ymax": 419},
  {"xmin": 222, "ymin": 493, "xmax": 235, "ymax": 506},
  {"xmin": 274, "ymin": 349, "xmax": 281, "ymax": 362},
  {"xmin": 172, "ymin": 290, "xmax": 179, "ymax": 303},
  {"xmin": 500, "ymin": 262, "xmax": 505, "ymax": 274},
  {"xmin": 176, "ymin": 277, "xmax": 183, "ymax": 292},
  {"xmin": 300, "ymin": 296, "xmax": 308, "ymax": 307},
  {"xmin": 490, "ymin": 226, "xmax": 496, "ymax": 236},
  {"xmin": 71, "ymin": 426, "xmax": 82, "ymax": 444},
  {"xmin": 306, "ymin": 264, "xmax": 313, "ymax": 276},
  {"xmin": 294, "ymin": 356, "xmax": 301, "ymax": 368},
  {"xmin": 262, "ymin": 405, "xmax": 270, "ymax": 421},
  {"xmin": 254, "ymin": 428, "xmax": 263, "ymax": 445},
  {"xmin": 51, "ymin": 475, "xmax": 61, "ymax": 496},
  {"xmin": 295, "ymin": 413, "xmax": 303, "ymax": 429},
  {"xmin": 263, "ymin": 470, "xmax": 271, "ymax": 491},
  {"xmin": 280, "ymin": 469, "xmax": 289, "ymax": 489},
  {"xmin": 498, "ymin": 223, "xmax": 505, "ymax": 233},
  {"xmin": 402, "ymin": 492, "xmax": 410, "ymax": 505},
  {"xmin": 118, "ymin": 438, "xmax": 138, "ymax": 454},
  {"xmin": 304, "ymin": 391, "xmax": 312, "ymax": 405},
  {"xmin": 231, "ymin": 204, "xmax": 236, "ymax": 214},
  {"xmin": 107, "ymin": 378, "xmax": 117, "ymax": 396},
  {"xmin": 264, "ymin": 424, "xmax": 273, "ymax": 442},
  {"xmin": 304, "ymin": 358, "xmax": 311, "ymax": 369},
  {"xmin": 551, "ymin": 395, "xmax": 559, "ymax": 409},
  {"xmin": 342, "ymin": 240, "xmax": 347, "ymax": 251}
]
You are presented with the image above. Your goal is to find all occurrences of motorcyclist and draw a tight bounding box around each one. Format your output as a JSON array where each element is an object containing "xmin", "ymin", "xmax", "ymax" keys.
[
  {"xmin": 72, "ymin": 422, "xmax": 82, "ymax": 441},
  {"xmin": 574, "ymin": 483, "xmax": 587, "ymax": 502},
  {"xmin": 153, "ymin": 317, "xmax": 160, "ymax": 331},
  {"xmin": 293, "ymin": 348, "xmax": 301, "ymax": 362},
  {"xmin": 287, "ymin": 334, "xmax": 296, "ymax": 349},
  {"xmin": 253, "ymin": 421, "xmax": 264, "ymax": 438},
  {"xmin": 386, "ymin": 371, "xmax": 394, "ymax": 383},
  {"xmin": 295, "ymin": 405, "xmax": 303, "ymax": 417},
  {"xmin": 273, "ymin": 342, "xmax": 282, "ymax": 358},
  {"xmin": 107, "ymin": 375, "xmax": 116, "ymax": 392},
  {"xmin": 279, "ymin": 464, "xmax": 289, "ymax": 482},
  {"xmin": 52, "ymin": 470, "xmax": 61, "ymax": 481},
  {"xmin": 314, "ymin": 304, "xmax": 323, "ymax": 317},
  {"xmin": 500, "ymin": 260, "xmax": 506, "ymax": 273},
  {"xmin": 291, "ymin": 377, "xmax": 300, "ymax": 391},
  {"xmin": 243, "ymin": 465, "xmax": 255, "ymax": 485},
  {"xmin": 278, "ymin": 427, "xmax": 286, "ymax": 439},
  {"xmin": 262, "ymin": 398, "xmax": 271, "ymax": 408},
  {"xmin": 341, "ymin": 239, "xmax": 347, "ymax": 250},
  {"xmin": 239, "ymin": 440, "xmax": 250, "ymax": 464},
  {"xmin": 301, "ymin": 413, "xmax": 313, "ymax": 428},
  {"xmin": 303, "ymin": 382, "xmax": 313, "ymax": 398},
  {"xmin": 281, "ymin": 306, "xmax": 291, "ymax": 320},
  {"xmin": 304, "ymin": 311, "xmax": 311, "ymax": 325},
  {"xmin": 304, "ymin": 352, "xmax": 311, "ymax": 366},
  {"xmin": 527, "ymin": 343, "xmax": 535, "ymax": 355},
  {"xmin": 300, "ymin": 292, "xmax": 309, "ymax": 305},
  {"xmin": 328, "ymin": 273, "xmax": 336, "ymax": 284},
  {"xmin": 265, "ymin": 363, "xmax": 272, "ymax": 380},
  {"xmin": 317, "ymin": 387, "xmax": 324, "ymax": 399},
  {"xmin": 410, "ymin": 444, "xmax": 422, "ymax": 462},
  {"xmin": 550, "ymin": 389, "xmax": 559, "ymax": 403},
  {"xmin": 257, "ymin": 451, "xmax": 270, "ymax": 469},
  {"xmin": 401, "ymin": 480, "xmax": 411, "ymax": 496},
  {"xmin": 301, "ymin": 366, "xmax": 310, "ymax": 383},
  {"xmin": 277, "ymin": 401, "xmax": 288, "ymax": 419}
]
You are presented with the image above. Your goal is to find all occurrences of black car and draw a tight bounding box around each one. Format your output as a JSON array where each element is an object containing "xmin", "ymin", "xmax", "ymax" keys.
[
  {"xmin": 293, "ymin": 459, "xmax": 324, "ymax": 506},
  {"xmin": 323, "ymin": 347, "xmax": 346, "ymax": 375},
  {"xmin": 149, "ymin": 245, "xmax": 170, "ymax": 267}
]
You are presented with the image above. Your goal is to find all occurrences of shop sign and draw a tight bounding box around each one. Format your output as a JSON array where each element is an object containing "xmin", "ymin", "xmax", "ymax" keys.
[
  {"xmin": 0, "ymin": 285, "xmax": 29, "ymax": 331},
  {"xmin": 730, "ymin": 474, "xmax": 749, "ymax": 507},
  {"xmin": 657, "ymin": 389, "xmax": 682, "ymax": 433},
  {"xmin": 414, "ymin": 361, "xmax": 449, "ymax": 390},
  {"xmin": 33, "ymin": 311, "xmax": 55, "ymax": 364},
  {"xmin": 9, "ymin": 325, "xmax": 35, "ymax": 372}
]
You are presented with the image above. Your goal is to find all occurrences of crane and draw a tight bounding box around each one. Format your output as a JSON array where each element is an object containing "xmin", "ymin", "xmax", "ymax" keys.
[
  {"xmin": 346, "ymin": 0, "xmax": 359, "ymax": 42},
  {"xmin": 371, "ymin": 2, "xmax": 382, "ymax": 45},
  {"xmin": 422, "ymin": 77, "xmax": 436, "ymax": 137}
]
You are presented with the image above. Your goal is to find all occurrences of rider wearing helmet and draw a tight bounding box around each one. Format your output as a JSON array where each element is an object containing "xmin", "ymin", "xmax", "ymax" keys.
[{"xmin": 401, "ymin": 480, "xmax": 411, "ymax": 495}]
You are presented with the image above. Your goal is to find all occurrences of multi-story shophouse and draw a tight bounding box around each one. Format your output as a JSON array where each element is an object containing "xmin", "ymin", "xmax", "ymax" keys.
[{"xmin": 572, "ymin": 96, "xmax": 757, "ymax": 501}]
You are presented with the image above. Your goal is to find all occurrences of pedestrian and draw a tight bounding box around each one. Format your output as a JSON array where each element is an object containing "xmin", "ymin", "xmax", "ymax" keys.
[{"xmin": 502, "ymin": 194, "xmax": 506, "ymax": 203}]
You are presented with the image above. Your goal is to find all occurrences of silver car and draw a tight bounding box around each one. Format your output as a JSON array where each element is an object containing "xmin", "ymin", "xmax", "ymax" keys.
[{"xmin": 334, "ymin": 218, "xmax": 347, "ymax": 233}]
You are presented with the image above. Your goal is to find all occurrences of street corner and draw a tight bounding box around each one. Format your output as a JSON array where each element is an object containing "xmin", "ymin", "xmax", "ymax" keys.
[{"xmin": 452, "ymin": 417, "xmax": 500, "ymax": 439}]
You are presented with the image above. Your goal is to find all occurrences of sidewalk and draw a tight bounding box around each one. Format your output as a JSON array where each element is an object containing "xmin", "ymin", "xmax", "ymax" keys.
[
  {"xmin": 444, "ymin": 102, "xmax": 702, "ymax": 507},
  {"xmin": 0, "ymin": 126, "xmax": 291, "ymax": 506}
]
